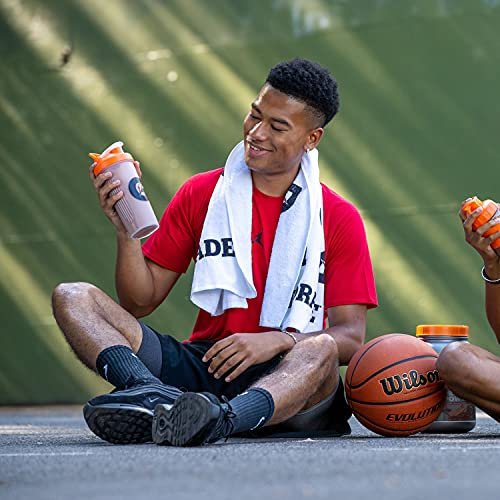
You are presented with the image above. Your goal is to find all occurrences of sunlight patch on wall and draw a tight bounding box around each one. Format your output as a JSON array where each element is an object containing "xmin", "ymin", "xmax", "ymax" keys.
[{"xmin": 0, "ymin": 0, "xmax": 194, "ymax": 188}]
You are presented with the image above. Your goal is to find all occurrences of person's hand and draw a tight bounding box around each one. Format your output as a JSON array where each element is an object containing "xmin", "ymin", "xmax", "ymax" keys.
[
  {"xmin": 459, "ymin": 198, "xmax": 500, "ymax": 278},
  {"xmin": 202, "ymin": 331, "xmax": 295, "ymax": 382},
  {"xmin": 89, "ymin": 160, "xmax": 142, "ymax": 234}
]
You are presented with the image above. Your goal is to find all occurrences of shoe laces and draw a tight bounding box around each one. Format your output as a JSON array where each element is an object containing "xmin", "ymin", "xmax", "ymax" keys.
[{"xmin": 216, "ymin": 396, "xmax": 236, "ymax": 441}]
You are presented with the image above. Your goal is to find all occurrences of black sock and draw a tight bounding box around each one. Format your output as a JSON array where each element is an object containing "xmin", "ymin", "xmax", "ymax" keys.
[
  {"xmin": 95, "ymin": 345, "xmax": 161, "ymax": 390},
  {"xmin": 228, "ymin": 388, "xmax": 275, "ymax": 434}
]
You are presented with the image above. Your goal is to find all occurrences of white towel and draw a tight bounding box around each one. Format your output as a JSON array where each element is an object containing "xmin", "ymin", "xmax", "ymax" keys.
[{"xmin": 190, "ymin": 141, "xmax": 325, "ymax": 333}]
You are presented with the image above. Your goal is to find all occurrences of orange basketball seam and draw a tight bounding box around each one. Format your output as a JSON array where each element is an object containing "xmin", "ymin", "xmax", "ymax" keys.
[{"xmin": 349, "ymin": 354, "xmax": 438, "ymax": 389}]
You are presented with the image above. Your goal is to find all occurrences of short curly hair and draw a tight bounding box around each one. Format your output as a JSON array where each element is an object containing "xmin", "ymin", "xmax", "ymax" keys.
[{"xmin": 265, "ymin": 58, "xmax": 339, "ymax": 127}]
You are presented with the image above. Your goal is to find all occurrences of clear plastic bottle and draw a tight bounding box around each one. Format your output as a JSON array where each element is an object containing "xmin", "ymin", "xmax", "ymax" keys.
[{"xmin": 416, "ymin": 325, "xmax": 476, "ymax": 433}]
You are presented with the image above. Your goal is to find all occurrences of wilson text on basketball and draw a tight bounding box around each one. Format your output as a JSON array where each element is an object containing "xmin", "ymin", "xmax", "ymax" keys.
[{"xmin": 379, "ymin": 369, "xmax": 440, "ymax": 396}]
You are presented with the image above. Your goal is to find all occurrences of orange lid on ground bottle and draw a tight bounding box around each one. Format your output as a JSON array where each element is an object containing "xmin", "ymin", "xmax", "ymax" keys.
[{"xmin": 416, "ymin": 325, "xmax": 469, "ymax": 337}]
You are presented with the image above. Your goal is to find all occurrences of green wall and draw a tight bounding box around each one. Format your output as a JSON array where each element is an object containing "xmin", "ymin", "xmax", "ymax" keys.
[{"xmin": 1, "ymin": 0, "xmax": 499, "ymax": 403}]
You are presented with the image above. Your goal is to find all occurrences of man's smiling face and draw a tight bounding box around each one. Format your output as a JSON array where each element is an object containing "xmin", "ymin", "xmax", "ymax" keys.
[{"xmin": 243, "ymin": 84, "xmax": 321, "ymax": 178}]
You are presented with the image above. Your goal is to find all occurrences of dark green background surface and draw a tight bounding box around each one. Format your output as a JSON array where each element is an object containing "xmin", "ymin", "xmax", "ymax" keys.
[{"xmin": 1, "ymin": 0, "xmax": 499, "ymax": 403}]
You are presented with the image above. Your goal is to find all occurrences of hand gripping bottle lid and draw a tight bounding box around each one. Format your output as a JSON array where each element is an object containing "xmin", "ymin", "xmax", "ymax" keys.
[
  {"xmin": 461, "ymin": 196, "xmax": 500, "ymax": 250},
  {"xmin": 89, "ymin": 141, "xmax": 159, "ymax": 239}
]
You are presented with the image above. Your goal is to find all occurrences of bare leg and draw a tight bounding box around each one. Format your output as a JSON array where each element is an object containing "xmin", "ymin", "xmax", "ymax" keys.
[
  {"xmin": 53, "ymin": 283, "xmax": 185, "ymax": 445},
  {"xmin": 253, "ymin": 334, "xmax": 339, "ymax": 425},
  {"xmin": 436, "ymin": 342, "xmax": 500, "ymax": 422},
  {"xmin": 51, "ymin": 282, "xmax": 143, "ymax": 370}
]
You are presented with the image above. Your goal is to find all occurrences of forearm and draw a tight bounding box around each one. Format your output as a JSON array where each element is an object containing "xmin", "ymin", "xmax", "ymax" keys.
[
  {"xmin": 483, "ymin": 261, "xmax": 500, "ymax": 342},
  {"xmin": 115, "ymin": 231, "xmax": 154, "ymax": 314},
  {"xmin": 326, "ymin": 323, "xmax": 364, "ymax": 365},
  {"xmin": 485, "ymin": 286, "xmax": 500, "ymax": 343}
]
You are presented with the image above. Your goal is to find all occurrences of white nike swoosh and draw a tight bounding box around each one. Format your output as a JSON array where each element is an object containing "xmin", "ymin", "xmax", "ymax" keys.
[{"xmin": 250, "ymin": 416, "xmax": 265, "ymax": 430}]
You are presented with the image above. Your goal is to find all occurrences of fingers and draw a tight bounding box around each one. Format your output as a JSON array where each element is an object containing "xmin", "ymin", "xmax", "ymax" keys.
[
  {"xmin": 224, "ymin": 358, "xmax": 253, "ymax": 382},
  {"xmin": 203, "ymin": 336, "xmax": 254, "ymax": 382},
  {"xmin": 93, "ymin": 170, "xmax": 112, "ymax": 190},
  {"xmin": 213, "ymin": 351, "xmax": 247, "ymax": 381},
  {"xmin": 91, "ymin": 169, "xmax": 124, "ymax": 217},
  {"xmin": 203, "ymin": 338, "xmax": 232, "ymax": 363},
  {"xmin": 97, "ymin": 175, "xmax": 120, "ymax": 200},
  {"xmin": 100, "ymin": 179, "xmax": 124, "ymax": 209},
  {"xmin": 207, "ymin": 343, "xmax": 239, "ymax": 375},
  {"xmin": 486, "ymin": 231, "xmax": 500, "ymax": 246},
  {"xmin": 462, "ymin": 206, "xmax": 482, "ymax": 231},
  {"xmin": 463, "ymin": 226, "xmax": 498, "ymax": 261},
  {"xmin": 458, "ymin": 197, "xmax": 473, "ymax": 220},
  {"xmin": 458, "ymin": 198, "xmax": 472, "ymax": 215},
  {"xmin": 476, "ymin": 217, "xmax": 500, "ymax": 237}
]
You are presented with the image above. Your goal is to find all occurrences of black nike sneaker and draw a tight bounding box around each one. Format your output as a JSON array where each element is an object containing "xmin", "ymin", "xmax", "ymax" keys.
[
  {"xmin": 83, "ymin": 383, "xmax": 183, "ymax": 444},
  {"xmin": 152, "ymin": 392, "xmax": 235, "ymax": 447}
]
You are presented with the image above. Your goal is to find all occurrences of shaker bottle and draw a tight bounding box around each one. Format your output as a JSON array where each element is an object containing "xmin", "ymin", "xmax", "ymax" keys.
[
  {"xmin": 461, "ymin": 197, "xmax": 500, "ymax": 254},
  {"xmin": 89, "ymin": 141, "xmax": 159, "ymax": 239},
  {"xmin": 417, "ymin": 324, "xmax": 476, "ymax": 433}
]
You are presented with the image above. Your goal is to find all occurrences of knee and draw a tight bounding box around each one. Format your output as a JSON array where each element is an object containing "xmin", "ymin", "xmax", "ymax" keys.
[
  {"xmin": 51, "ymin": 282, "xmax": 98, "ymax": 317},
  {"xmin": 302, "ymin": 334, "xmax": 338, "ymax": 368},
  {"xmin": 436, "ymin": 342, "xmax": 474, "ymax": 388}
]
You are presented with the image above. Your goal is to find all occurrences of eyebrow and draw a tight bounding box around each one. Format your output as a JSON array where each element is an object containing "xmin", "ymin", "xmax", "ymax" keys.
[{"xmin": 251, "ymin": 103, "xmax": 291, "ymax": 128}]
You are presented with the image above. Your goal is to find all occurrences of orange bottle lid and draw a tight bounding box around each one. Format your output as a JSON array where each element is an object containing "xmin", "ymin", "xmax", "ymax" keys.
[
  {"xmin": 89, "ymin": 141, "xmax": 133, "ymax": 176},
  {"xmin": 461, "ymin": 197, "xmax": 499, "ymax": 230},
  {"xmin": 461, "ymin": 196, "xmax": 482, "ymax": 217},
  {"xmin": 416, "ymin": 324, "xmax": 469, "ymax": 337}
]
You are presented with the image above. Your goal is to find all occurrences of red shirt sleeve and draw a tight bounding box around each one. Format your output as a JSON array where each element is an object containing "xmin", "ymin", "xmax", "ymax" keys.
[
  {"xmin": 141, "ymin": 169, "xmax": 222, "ymax": 273},
  {"xmin": 323, "ymin": 190, "xmax": 378, "ymax": 310},
  {"xmin": 141, "ymin": 182, "xmax": 196, "ymax": 273}
]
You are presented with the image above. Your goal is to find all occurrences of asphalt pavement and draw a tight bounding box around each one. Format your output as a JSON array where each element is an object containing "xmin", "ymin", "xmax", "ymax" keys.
[{"xmin": 0, "ymin": 406, "xmax": 498, "ymax": 500}]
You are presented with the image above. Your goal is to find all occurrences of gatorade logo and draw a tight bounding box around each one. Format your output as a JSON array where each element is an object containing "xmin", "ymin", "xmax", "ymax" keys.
[{"xmin": 129, "ymin": 177, "xmax": 148, "ymax": 201}]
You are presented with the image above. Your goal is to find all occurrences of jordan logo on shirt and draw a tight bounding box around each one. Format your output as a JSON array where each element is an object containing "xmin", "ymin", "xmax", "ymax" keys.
[{"xmin": 252, "ymin": 231, "xmax": 263, "ymax": 246}]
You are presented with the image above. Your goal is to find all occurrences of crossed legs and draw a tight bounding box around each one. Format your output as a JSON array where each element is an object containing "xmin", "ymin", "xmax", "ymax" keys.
[{"xmin": 52, "ymin": 282, "xmax": 342, "ymax": 443}]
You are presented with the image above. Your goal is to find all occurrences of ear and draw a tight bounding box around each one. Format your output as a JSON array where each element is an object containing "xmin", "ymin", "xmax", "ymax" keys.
[{"xmin": 304, "ymin": 128, "xmax": 324, "ymax": 152}]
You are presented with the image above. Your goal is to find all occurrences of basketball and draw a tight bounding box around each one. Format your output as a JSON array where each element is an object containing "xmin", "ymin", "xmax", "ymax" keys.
[{"xmin": 345, "ymin": 334, "xmax": 446, "ymax": 437}]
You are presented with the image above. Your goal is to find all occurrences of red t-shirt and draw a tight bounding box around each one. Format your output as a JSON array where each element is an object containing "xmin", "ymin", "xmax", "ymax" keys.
[{"xmin": 142, "ymin": 168, "xmax": 377, "ymax": 342}]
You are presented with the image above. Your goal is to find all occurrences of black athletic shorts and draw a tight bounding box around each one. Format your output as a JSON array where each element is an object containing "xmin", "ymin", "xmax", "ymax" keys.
[
  {"xmin": 137, "ymin": 322, "xmax": 282, "ymax": 400},
  {"xmin": 137, "ymin": 322, "xmax": 352, "ymax": 435}
]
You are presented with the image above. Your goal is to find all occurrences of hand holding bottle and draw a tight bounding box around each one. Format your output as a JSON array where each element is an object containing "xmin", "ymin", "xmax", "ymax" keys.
[
  {"xmin": 89, "ymin": 142, "xmax": 159, "ymax": 239},
  {"xmin": 460, "ymin": 196, "xmax": 500, "ymax": 278}
]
